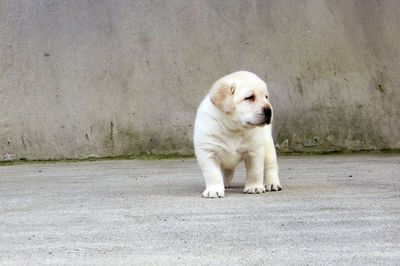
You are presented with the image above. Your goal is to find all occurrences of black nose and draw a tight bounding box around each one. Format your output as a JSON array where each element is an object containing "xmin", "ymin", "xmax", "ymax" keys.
[{"xmin": 264, "ymin": 108, "xmax": 272, "ymax": 120}]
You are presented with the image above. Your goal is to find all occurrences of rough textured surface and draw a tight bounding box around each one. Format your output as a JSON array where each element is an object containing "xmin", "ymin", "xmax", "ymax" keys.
[
  {"xmin": 0, "ymin": 155, "xmax": 399, "ymax": 265},
  {"xmin": 1, "ymin": 1, "xmax": 400, "ymax": 160}
]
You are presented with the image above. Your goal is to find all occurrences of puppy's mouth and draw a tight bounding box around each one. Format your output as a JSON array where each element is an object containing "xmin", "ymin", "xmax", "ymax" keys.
[
  {"xmin": 259, "ymin": 118, "xmax": 271, "ymax": 126},
  {"xmin": 244, "ymin": 108, "xmax": 272, "ymax": 127},
  {"xmin": 246, "ymin": 118, "xmax": 271, "ymax": 127}
]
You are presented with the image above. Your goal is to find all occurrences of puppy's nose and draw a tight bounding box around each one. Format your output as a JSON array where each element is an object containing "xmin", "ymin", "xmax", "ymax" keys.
[{"xmin": 264, "ymin": 108, "xmax": 272, "ymax": 119}]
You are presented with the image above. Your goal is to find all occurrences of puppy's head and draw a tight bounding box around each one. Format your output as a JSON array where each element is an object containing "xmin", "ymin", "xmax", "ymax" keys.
[{"xmin": 210, "ymin": 71, "xmax": 273, "ymax": 127}]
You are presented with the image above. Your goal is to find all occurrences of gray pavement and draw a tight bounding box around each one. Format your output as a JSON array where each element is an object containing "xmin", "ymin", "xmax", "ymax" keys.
[{"xmin": 0, "ymin": 154, "xmax": 399, "ymax": 265}]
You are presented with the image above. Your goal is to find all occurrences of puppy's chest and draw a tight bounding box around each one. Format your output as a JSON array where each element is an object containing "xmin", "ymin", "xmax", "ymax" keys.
[{"xmin": 218, "ymin": 135, "xmax": 259, "ymax": 166}]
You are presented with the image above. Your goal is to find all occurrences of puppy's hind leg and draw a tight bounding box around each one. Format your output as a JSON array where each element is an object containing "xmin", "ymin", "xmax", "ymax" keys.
[{"xmin": 223, "ymin": 169, "xmax": 235, "ymax": 188}]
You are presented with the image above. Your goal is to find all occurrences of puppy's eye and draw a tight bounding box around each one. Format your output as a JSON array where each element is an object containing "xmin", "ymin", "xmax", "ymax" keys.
[
  {"xmin": 265, "ymin": 95, "xmax": 269, "ymax": 99},
  {"xmin": 244, "ymin": 95, "xmax": 255, "ymax": 101}
]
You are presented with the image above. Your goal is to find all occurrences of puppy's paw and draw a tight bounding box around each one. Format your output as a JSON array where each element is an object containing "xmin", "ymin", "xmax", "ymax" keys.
[
  {"xmin": 243, "ymin": 185, "xmax": 266, "ymax": 194},
  {"xmin": 202, "ymin": 186, "xmax": 225, "ymax": 198},
  {"xmin": 265, "ymin": 183, "xmax": 282, "ymax": 192},
  {"xmin": 264, "ymin": 170, "xmax": 282, "ymax": 192}
]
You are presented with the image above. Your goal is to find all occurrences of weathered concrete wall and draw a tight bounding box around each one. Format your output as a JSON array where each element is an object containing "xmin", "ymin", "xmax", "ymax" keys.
[{"xmin": 1, "ymin": 0, "xmax": 399, "ymax": 161}]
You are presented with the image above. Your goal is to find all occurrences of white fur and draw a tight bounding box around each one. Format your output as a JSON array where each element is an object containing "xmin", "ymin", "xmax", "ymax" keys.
[{"xmin": 194, "ymin": 71, "xmax": 282, "ymax": 198}]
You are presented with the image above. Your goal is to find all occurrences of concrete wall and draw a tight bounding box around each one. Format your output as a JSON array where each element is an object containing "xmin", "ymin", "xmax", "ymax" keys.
[{"xmin": 1, "ymin": 0, "xmax": 399, "ymax": 161}]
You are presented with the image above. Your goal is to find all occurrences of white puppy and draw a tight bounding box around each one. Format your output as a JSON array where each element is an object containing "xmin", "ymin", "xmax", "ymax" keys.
[{"xmin": 194, "ymin": 71, "xmax": 282, "ymax": 198}]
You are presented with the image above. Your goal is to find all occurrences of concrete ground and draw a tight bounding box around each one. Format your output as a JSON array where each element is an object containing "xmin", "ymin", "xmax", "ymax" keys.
[{"xmin": 0, "ymin": 154, "xmax": 399, "ymax": 265}]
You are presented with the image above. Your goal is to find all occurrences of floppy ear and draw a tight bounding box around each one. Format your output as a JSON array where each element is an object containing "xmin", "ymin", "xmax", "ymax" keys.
[{"xmin": 210, "ymin": 82, "xmax": 236, "ymax": 114}]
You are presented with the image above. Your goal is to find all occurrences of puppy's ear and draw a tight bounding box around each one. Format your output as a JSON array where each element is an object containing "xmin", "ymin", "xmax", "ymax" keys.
[{"xmin": 210, "ymin": 82, "xmax": 236, "ymax": 114}]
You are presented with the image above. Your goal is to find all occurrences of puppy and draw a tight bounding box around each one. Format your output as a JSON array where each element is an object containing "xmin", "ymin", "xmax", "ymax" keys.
[{"xmin": 194, "ymin": 71, "xmax": 282, "ymax": 198}]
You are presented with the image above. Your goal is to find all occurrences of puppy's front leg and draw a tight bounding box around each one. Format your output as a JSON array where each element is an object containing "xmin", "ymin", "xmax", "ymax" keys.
[
  {"xmin": 264, "ymin": 134, "xmax": 282, "ymax": 191},
  {"xmin": 198, "ymin": 157, "xmax": 225, "ymax": 198},
  {"xmin": 243, "ymin": 149, "xmax": 266, "ymax": 194}
]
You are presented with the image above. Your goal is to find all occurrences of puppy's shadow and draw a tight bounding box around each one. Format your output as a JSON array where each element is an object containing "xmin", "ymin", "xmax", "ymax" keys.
[
  {"xmin": 153, "ymin": 184, "xmax": 246, "ymax": 198},
  {"xmin": 225, "ymin": 183, "xmax": 245, "ymax": 194}
]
